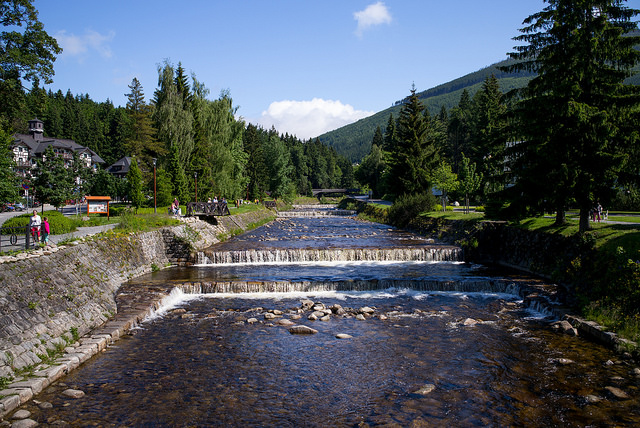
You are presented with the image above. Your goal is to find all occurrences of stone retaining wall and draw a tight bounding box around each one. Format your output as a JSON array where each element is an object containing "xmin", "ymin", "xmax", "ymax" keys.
[{"xmin": 0, "ymin": 208, "xmax": 275, "ymax": 418}]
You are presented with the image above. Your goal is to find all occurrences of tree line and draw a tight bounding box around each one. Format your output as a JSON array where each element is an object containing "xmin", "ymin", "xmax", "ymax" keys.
[
  {"xmin": 1, "ymin": 61, "xmax": 354, "ymax": 208},
  {"xmin": 356, "ymin": 0, "xmax": 640, "ymax": 234}
]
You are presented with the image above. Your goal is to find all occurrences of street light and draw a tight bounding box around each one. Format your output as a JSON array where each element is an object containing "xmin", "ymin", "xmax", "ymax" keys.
[
  {"xmin": 152, "ymin": 158, "xmax": 157, "ymax": 214},
  {"xmin": 194, "ymin": 171, "xmax": 198, "ymax": 203}
]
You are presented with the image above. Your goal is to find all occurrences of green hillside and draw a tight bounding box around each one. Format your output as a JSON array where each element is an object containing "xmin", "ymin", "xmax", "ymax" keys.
[{"xmin": 318, "ymin": 56, "xmax": 639, "ymax": 163}]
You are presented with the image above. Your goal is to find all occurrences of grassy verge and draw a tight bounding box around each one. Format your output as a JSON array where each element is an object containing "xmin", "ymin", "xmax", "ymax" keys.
[{"xmin": 115, "ymin": 212, "xmax": 180, "ymax": 233}]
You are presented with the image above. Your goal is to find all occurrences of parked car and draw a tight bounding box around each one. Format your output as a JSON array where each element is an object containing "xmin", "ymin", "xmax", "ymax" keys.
[
  {"xmin": 0, "ymin": 203, "xmax": 15, "ymax": 213},
  {"xmin": 14, "ymin": 202, "xmax": 25, "ymax": 211}
]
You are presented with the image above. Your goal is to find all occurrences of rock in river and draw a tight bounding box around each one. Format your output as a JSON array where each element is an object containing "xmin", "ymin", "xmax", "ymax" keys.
[{"xmin": 288, "ymin": 325, "xmax": 318, "ymax": 335}]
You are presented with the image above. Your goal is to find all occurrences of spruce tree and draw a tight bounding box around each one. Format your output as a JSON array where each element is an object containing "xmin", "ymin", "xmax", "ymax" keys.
[
  {"xmin": 447, "ymin": 89, "xmax": 473, "ymax": 174},
  {"xmin": 127, "ymin": 157, "xmax": 144, "ymax": 212},
  {"xmin": 383, "ymin": 113, "xmax": 395, "ymax": 152},
  {"xmin": 471, "ymin": 75, "xmax": 507, "ymax": 197},
  {"xmin": 505, "ymin": 0, "xmax": 640, "ymax": 231},
  {"xmin": 388, "ymin": 85, "xmax": 440, "ymax": 197},
  {"xmin": 125, "ymin": 77, "xmax": 162, "ymax": 165},
  {"xmin": 0, "ymin": 122, "xmax": 18, "ymax": 202}
]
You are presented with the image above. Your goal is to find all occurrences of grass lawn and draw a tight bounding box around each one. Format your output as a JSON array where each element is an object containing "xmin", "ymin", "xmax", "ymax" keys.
[
  {"xmin": 514, "ymin": 215, "xmax": 640, "ymax": 257},
  {"xmin": 424, "ymin": 210, "xmax": 484, "ymax": 221}
]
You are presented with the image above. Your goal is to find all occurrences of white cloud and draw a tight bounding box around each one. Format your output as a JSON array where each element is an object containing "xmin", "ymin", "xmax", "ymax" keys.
[
  {"xmin": 55, "ymin": 29, "xmax": 115, "ymax": 61},
  {"xmin": 354, "ymin": 2, "xmax": 392, "ymax": 37},
  {"xmin": 257, "ymin": 98, "xmax": 374, "ymax": 140}
]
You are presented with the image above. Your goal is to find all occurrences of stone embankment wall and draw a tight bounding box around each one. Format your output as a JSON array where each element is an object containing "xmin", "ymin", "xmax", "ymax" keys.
[{"xmin": 0, "ymin": 208, "xmax": 275, "ymax": 418}]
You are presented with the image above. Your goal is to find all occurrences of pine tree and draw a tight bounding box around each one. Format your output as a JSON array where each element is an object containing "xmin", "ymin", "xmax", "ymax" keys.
[
  {"xmin": 383, "ymin": 113, "xmax": 395, "ymax": 152},
  {"xmin": 505, "ymin": 0, "xmax": 640, "ymax": 232},
  {"xmin": 125, "ymin": 77, "xmax": 162, "ymax": 166},
  {"xmin": 167, "ymin": 144, "xmax": 188, "ymax": 204},
  {"xmin": 471, "ymin": 75, "xmax": 507, "ymax": 197},
  {"xmin": 388, "ymin": 85, "xmax": 440, "ymax": 197},
  {"xmin": 371, "ymin": 126, "xmax": 384, "ymax": 149},
  {"xmin": 0, "ymin": 122, "xmax": 18, "ymax": 202},
  {"xmin": 447, "ymin": 89, "xmax": 473, "ymax": 174},
  {"xmin": 263, "ymin": 134, "xmax": 292, "ymax": 200},
  {"xmin": 243, "ymin": 123, "xmax": 267, "ymax": 199},
  {"xmin": 127, "ymin": 157, "xmax": 144, "ymax": 211}
]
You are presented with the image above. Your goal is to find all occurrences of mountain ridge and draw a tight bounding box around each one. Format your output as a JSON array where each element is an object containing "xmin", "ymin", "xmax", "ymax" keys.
[{"xmin": 317, "ymin": 55, "xmax": 640, "ymax": 163}]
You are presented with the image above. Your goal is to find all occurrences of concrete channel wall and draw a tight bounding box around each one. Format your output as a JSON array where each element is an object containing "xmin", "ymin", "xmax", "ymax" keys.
[{"xmin": 0, "ymin": 209, "xmax": 275, "ymax": 418}]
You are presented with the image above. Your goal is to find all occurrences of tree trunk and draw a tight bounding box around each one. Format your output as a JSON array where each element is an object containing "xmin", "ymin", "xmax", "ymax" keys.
[
  {"xmin": 554, "ymin": 205, "xmax": 566, "ymax": 226},
  {"xmin": 579, "ymin": 207, "xmax": 590, "ymax": 234}
]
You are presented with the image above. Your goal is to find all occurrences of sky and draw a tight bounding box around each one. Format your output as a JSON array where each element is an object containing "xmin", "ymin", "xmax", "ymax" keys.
[{"xmin": 32, "ymin": 0, "xmax": 627, "ymax": 140}]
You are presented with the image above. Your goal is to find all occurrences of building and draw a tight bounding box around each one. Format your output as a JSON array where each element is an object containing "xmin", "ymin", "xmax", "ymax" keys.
[
  {"xmin": 12, "ymin": 118, "xmax": 105, "ymax": 178},
  {"xmin": 106, "ymin": 156, "xmax": 132, "ymax": 179}
]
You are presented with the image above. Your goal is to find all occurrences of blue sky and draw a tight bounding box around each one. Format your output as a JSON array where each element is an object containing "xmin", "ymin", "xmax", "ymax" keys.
[{"xmin": 34, "ymin": 0, "xmax": 588, "ymax": 139}]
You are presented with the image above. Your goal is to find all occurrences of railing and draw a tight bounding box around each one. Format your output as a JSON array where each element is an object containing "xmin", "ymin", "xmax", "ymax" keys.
[
  {"xmin": 186, "ymin": 202, "xmax": 230, "ymax": 217},
  {"xmin": 0, "ymin": 225, "xmax": 40, "ymax": 252}
]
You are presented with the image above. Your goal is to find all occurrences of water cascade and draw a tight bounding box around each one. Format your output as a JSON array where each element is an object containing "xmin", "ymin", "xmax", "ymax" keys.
[
  {"xmin": 198, "ymin": 246, "xmax": 462, "ymax": 265},
  {"xmin": 277, "ymin": 204, "xmax": 356, "ymax": 218}
]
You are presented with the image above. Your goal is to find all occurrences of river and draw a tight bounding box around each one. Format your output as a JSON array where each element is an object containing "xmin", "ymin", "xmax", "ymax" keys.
[{"xmin": 18, "ymin": 211, "xmax": 640, "ymax": 426}]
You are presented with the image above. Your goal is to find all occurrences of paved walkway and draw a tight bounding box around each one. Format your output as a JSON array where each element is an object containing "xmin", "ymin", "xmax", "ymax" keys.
[{"xmin": 1, "ymin": 221, "xmax": 118, "ymax": 254}]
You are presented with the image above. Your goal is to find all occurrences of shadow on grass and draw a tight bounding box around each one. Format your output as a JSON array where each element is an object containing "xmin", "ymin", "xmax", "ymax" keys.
[
  {"xmin": 518, "ymin": 218, "xmax": 577, "ymax": 236},
  {"xmin": 598, "ymin": 227, "xmax": 640, "ymax": 256}
]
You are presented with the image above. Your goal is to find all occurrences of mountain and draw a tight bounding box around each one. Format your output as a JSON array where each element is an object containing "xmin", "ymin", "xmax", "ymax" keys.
[{"xmin": 317, "ymin": 55, "xmax": 640, "ymax": 163}]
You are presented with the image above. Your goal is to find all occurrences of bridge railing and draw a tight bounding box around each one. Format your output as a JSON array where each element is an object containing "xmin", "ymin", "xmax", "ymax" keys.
[{"xmin": 186, "ymin": 202, "xmax": 230, "ymax": 217}]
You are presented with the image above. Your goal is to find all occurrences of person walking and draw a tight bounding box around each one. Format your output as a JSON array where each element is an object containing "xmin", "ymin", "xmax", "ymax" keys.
[
  {"xmin": 29, "ymin": 210, "xmax": 41, "ymax": 246},
  {"xmin": 42, "ymin": 216, "xmax": 50, "ymax": 245}
]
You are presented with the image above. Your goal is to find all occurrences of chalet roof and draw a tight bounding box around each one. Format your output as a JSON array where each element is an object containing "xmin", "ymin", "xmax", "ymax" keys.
[
  {"xmin": 106, "ymin": 156, "xmax": 132, "ymax": 175},
  {"xmin": 12, "ymin": 133, "xmax": 105, "ymax": 164}
]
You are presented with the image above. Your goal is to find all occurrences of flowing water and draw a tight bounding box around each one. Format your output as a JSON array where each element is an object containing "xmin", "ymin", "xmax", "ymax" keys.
[{"xmin": 20, "ymin": 214, "xmax": 640, "ymax": 427}]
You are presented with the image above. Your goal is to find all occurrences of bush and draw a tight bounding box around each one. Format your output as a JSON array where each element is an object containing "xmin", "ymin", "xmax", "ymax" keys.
[
  {"xmin": 1, "ymin": 210, "xmax": 76, "ymax": 235},
  {"xmin": 434, "ymin": 204, "xmax": 454, "ymax": 212},
  {"xmin": 388, "ymin": 193, "xmax": 436, "ymax": 228}
]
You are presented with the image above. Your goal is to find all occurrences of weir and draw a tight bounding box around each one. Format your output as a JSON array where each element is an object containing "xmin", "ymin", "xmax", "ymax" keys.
[{"xmin": 198, "ymin": 246, "xmax": 462, "ymax": 264}]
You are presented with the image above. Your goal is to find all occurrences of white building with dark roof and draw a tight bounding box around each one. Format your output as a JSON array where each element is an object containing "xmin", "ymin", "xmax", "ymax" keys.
[{"xmin": 12, "ymin": 118, "xmax": 105, "ymax": 178}]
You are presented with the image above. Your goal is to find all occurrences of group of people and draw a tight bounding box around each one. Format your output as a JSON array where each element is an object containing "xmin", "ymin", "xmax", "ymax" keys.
[
  {"xmin": 170, "ymin": 198, "xmax": 181, "ymax": 216},
  {"xmin": 29, "ymin": 210, "xmax": 50, "ymax": 246},
  {"xmin": 591, "ymin": 202, "xmax": 608, "ymax": 223},
  {"xmin": 206, "ymin": 196, "xmax": 227, "ymax": 204}
]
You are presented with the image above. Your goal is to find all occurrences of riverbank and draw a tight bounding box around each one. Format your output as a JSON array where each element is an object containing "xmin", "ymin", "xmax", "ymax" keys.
[
  {"xmin": 0, "ymin": 208, "xmax": 275, "ymax": 419},
  {"xmin": 349, "ymin": 201, "xmax": 639, "ymax": 356}
]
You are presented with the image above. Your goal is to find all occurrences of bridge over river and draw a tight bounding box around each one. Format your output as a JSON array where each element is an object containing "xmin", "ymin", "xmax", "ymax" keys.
[{"xmin": 16, "ymin": 206, "xmax": 640, "ymax": 426}]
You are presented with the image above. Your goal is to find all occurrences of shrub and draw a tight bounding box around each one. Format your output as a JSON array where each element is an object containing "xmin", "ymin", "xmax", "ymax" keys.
[
  {"xmin": 1, "ymin": 210, "xmax": 76, "ymax": 235},
  {"xmin": 388, "ymin": 193, "xmax": 436, "ymax": 228},
  {"xmin": 434, "ymin": 204, "xmax": 454, "ymax": 212}
]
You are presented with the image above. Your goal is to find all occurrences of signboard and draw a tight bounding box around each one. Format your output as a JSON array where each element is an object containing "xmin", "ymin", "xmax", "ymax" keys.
[
  {"xmin": 86, "ymin": 196, "xmax": 111, "ymax": 218},
  {"xmin": 88, "ymin": 202, "xmax": 108, "ymax": 213}
]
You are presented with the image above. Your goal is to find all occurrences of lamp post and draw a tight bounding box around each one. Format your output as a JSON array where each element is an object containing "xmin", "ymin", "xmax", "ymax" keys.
[
  {"xmin": 152, "ymin": 158, "xmax": 157, "ymax": 214},
  {"xmin": 194, "ymin": 171, "xmax": 198, "ymax": 203}
]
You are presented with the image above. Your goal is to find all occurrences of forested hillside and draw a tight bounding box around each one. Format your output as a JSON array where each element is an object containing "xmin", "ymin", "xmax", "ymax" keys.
[{"xmin": 319, "ymin": 55, "xmax": 639, "ymax": 163}]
